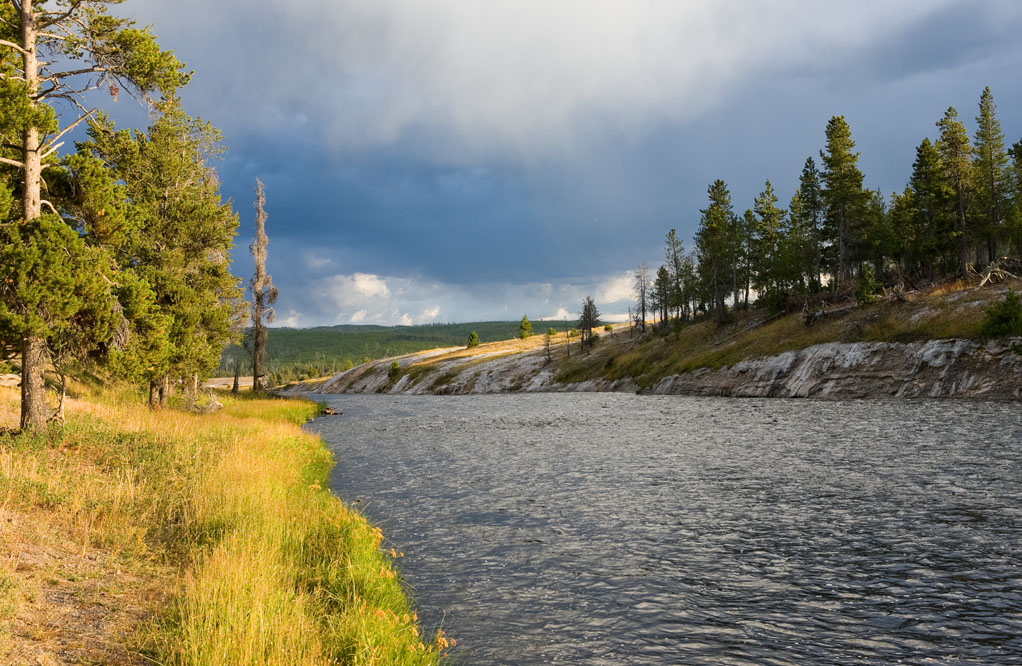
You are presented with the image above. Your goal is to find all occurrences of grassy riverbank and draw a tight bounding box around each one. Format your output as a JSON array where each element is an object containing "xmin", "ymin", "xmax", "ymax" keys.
[
  {"xmin": 0, "ymin": 387, "xmax": 448, "ymax": 665},
  {"xmin": 554, "ymin": 279, "xmax": 1017, "ymax": 389}
]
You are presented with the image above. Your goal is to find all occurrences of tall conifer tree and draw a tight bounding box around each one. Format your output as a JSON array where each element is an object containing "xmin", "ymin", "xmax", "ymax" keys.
[
  {"xmin": 973, "ymin": 87, "xmax": 1011, "ymax": 262},
  {"xmin": 0, "ymin": 1, "xmax": 186, "ymax": 429},
  {"xmin": 664, "ymin": 229, "xmax": 685, "ymax": 320},
  {"xmin": 797, "ymin": 157, "xmax": 825, "ymax": 290},
  {"xmin": 907, "ymin": 138, "xmax": 953, "ymax": 279},
  {"xmin": 751, "ymin": 180, "xmax": 787, "ymax": 299},
  {"xmin": 936, "ymin": 106, "xmax": 973, "ymax": 276},
  {"xmin": 820, "ymin": 116, "xmax": 865, "ymax": 287},
  {"xmin": 695, "ymin": 180, "xmax": 734, "ymax": 322},
  {"xmin": 74, "ymin": 104, "xmax": 241, "ymax": 407}
]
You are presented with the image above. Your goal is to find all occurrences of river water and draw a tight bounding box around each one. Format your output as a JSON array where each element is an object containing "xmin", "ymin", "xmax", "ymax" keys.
[{"xmin": 307, "ymin": 393, "xmax": 1022, "ymax": 665}]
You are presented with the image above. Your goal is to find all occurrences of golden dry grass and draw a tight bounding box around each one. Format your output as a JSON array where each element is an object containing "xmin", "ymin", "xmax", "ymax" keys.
[{"xmin": 0, "ymin": 386, "xmax": 448, "ymax": 665}]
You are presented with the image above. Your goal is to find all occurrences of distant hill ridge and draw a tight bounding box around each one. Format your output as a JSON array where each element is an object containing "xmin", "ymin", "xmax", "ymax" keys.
[{"xmin": 218, "ymin": 320, "xmax": 574, "ymax": 383}]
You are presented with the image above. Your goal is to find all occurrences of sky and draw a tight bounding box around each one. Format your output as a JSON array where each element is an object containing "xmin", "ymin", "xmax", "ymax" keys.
[{"xmin": 102, "ymin": 0, "xmax": 1022, "ymax": 326}]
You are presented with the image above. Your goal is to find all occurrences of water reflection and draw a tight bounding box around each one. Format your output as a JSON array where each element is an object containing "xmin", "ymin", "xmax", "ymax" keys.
[{"xmin": 308, "ymin": 394, "xmax": 1022, "ymax": 665}]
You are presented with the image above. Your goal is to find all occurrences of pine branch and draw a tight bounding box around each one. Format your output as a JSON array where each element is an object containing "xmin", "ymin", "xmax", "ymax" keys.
[
  {"xmin": 0, "ymin": 156, "xmax": 25, "ymax": 168},
  {"xmin": 38, "ymin": 0, "xmax": 87, "ymax": 30},
  {"xmin": 40, "ymin": 108, "xmax": 95, "ymax": 155},
  {"xmin": 0, "ymin": 38, "xmax": 30, "ymax": 56}
]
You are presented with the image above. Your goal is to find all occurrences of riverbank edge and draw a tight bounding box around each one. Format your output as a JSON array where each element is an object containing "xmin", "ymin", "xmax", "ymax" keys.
[
  {"xmin": 0, "ymin": 387, "xmax": 448, "ymax": 665},
  {"xmin": 300, "ymin": 336, "xmax": 1022, "ymax": 400}
]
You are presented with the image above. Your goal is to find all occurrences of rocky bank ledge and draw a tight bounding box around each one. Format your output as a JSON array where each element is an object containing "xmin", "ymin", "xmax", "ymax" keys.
[
  {"xmin": 299, "ymin": 337, "xmax": 1022, "ymax": 400},
  {"xmin": 646, "ymin": 338, "xmax": 1022, "ymax": 399}
]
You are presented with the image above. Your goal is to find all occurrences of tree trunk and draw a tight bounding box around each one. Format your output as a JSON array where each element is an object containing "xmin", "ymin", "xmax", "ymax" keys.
[
  {"xmin": 838, "ymin": 209, "xmax": 849, "ymax": 287},
  {"xmin": 232, "ymin": 361, "xmax": 240, "ymax": 394},
  {"xmin": 957, "ymin": 189, "xmax": 968, "ymax": 276},
  {"xmin": 252, "ymin": 329, "xmax": 262, "ymax": 392},
  {"xmin": 149, "ymin": 380, "xmax": 161, "ymax": 409},
  {"xmin": 20, "ymin": 336, "xmax": 48, "ymax": 431},
  {"xmin": 18, "ymin": 3, "xmax": 46, "ymax": 432}
]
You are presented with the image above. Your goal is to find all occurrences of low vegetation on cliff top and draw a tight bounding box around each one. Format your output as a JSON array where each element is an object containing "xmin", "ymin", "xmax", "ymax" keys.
[{"xmin": 0, "ymin": 387, "xmax": 447, "ymax": 665}]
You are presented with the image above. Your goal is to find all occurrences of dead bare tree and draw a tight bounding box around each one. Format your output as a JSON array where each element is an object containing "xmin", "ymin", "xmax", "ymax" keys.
[
  {"xmin": 634, "ymin": 262, "xmax": 649, "ymax": 333},
  {"xmin": 250, "ymin": 180, "xmax": 277, "ymax": 392}
]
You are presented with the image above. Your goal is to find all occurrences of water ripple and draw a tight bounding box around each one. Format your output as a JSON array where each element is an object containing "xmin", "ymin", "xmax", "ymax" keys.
[{"xmin": 309, "ymin": 394, "xmax": 1022, "ymax": 665}]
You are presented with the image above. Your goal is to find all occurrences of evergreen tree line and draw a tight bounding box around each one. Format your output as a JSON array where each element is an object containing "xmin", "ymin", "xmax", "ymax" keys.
[
  {"xmin": 0, "ymin": 2, "xmax": 241, "ymax": 430},
  {"xmin": 644, "ymin": 87, "xmax": 1022, "ymax": 325}
]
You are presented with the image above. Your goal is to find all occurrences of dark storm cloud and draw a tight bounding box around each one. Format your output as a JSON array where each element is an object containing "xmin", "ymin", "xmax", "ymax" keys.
[{"xmin": 116, "ymin": 1, "xmax": 1022, "ymax": 325}]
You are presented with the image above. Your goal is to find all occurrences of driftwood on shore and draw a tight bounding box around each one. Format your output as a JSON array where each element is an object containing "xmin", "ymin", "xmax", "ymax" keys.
[
  {"xmin": 974, "ymin": 261, "xmax": 1020, "ymax": 289},
  {"xmin": 802, "ymin": 304, "xmax": 858, "ymax": 326}
]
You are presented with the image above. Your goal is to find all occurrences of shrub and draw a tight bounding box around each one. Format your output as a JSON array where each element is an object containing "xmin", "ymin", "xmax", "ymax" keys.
[
  {"xmin": 387, "ymin": 360, "xmax": 401, "ymax": 380},
  {"xmin": 603, "ymin": 324, "xmax": 613, "ymax": 332},
  {"xmin": 981, "ymin": 288, "xmax": 1022, "ymax": 336},
  {"xmin": 467, "ymin": 331, "xmax": 480, "ymax": 348},
  {"xmin": 856, "ymin": 266, "xmax": 879, "ymax": 305}
]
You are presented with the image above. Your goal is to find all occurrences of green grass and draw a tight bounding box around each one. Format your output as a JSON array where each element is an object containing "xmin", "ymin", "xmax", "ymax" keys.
[{"xmin": 0, "ymin": 388, "xmax": 449, "ymax": 665}]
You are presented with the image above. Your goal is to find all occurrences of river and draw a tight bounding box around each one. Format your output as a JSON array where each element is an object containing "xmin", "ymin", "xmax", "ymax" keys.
[{"xmin": 307, "ymin": 393, "xmax": 1022, "ymax": 665}]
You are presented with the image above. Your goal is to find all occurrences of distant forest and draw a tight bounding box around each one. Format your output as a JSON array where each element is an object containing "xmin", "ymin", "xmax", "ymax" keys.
[
  {"xmin": 219, "ymin": 321, "xmax": 575, "ymax": 384},
  {"xmin": 645, "ymin": 87, "xmax": 1022, "ymax": 325}
]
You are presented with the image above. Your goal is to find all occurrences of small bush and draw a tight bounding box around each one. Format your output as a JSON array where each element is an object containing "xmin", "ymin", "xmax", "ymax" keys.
[
  {"xmin": 467, "ymin": 331, "xmax": 480, "ymax": 348},
  {"xmin": 856, "ymin": 266, "xmax": 879, "ymax": 305},
  {"xmin": 981, "ymin": 288, "xmax": 1022, "ymax": 336},
  {"xmin": 387, "ymin": 360, "xmax": 401, "ymax": 380},
  {"xmin": 603, "ymin": 324, "xmax": 613, "ymax": 332}
]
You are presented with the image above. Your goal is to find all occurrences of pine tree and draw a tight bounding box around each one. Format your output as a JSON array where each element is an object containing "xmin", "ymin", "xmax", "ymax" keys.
[
  {"xmin": 1010, "ymin": 141, "xmax": 1022, "ymax": 253},
  {"xmin": 250, "ymin": 180, "xmax": 277, "ymax": 392},
  {"xmin": 680, "ymin": 251, "xmax": 698, "ymax": 321},
  {"xmin": 664, "ymin": 229, "xmax": 685, "ymax": 320},
  {"xmin": 519, "ymin": 314, "xmax": 532, "ymax": 339},
  {"xmin": 74, "ymin": 104, "xmax": 242, "ymax": 407},
  {"xmin": 695, "ymin": 180, "xmax": 734, "ymax": 322},
  {"xmin": 888, "ymin": 186, "xmax": 916, "ymax": 280},
  {"xmin": 973, "ymin": 87, "xmax": 1011, "ymax": 262},
  {"xmin": 653, "ymin": 265, "xmax": 671, "ymax": 329},
  {"xmin": 908, "ymin": 137, "xmax": 954, "ymax": 279},
  {"xmin": 577, "ymin": 296, "xmax": 600, "ymax": 350},
  {"xmin": 820, "ymin": 116, "xmax": 866, "ymax": 287},
  {"xmin": 784, "ymin": 186, "xmax": 817, "ymax": 292},
  {"xmin": 0, "ymin": 1, "xmax": 186, "ymax": 430},
  {"xmin": 726, "ymin": 210, "xmax": 750, "ymax": 309},
  {"xmin": 751, "ymin": 180, "xmax": 787, "ymax": 300},
  {"xmin": 467, "ymin": 330, "xmax": 479, "ymax": 348},
  {"xmin": 936, "ymin": 106, "xmax": 973, "ymax": 276},
  {"xmin": 797, "ymin": 157, "xmax": 825, "ymax": 291},
  {"xmin": 860, "ymin": 189, "xmax": 893, "ymax": 282}
]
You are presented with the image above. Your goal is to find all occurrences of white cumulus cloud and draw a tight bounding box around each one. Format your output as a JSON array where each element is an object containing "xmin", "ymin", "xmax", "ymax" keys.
[{"xmin": 282, "ymin": 270, "xmax": 648, "ymax": 326}]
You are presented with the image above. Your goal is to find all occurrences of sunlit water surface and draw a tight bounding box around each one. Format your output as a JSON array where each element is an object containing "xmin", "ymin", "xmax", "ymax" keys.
[{"xmin": 307, "ymin": 394, "xmax": 1022, "ymax": 665}]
